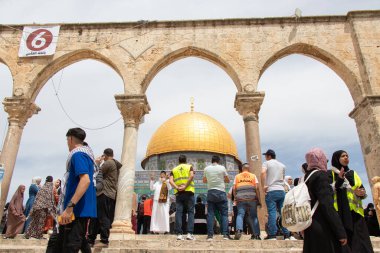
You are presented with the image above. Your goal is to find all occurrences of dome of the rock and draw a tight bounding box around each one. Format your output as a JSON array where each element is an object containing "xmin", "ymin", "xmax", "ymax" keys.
[{"xmin": 143, "ymin": 111, "xmax": 239, "ymax": 163}]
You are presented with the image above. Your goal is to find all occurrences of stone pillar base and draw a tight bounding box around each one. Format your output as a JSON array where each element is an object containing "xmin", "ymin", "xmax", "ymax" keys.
[{"xmin": 110, "ymin": 220, "xmax": 135, "ymax": 234}]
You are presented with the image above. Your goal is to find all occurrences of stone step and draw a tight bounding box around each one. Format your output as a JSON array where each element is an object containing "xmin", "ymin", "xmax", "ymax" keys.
[
  {"xmin": 102, "ymin": 249, "xmax": 304, "ymax": 253},
  {"xmin": 0, "ymin": 235, "xmax": 379, "ymax": 253},
  {"xmin": 102, "ymin": 250, "xmax": 380, "ymax": 253},
  {"xmin": 0, "ymin": 245, "xmax": 46, "ymax": 253},
  {"xmin": 0, "ymin": 249, "xmax": 379, "ymax": 253}
]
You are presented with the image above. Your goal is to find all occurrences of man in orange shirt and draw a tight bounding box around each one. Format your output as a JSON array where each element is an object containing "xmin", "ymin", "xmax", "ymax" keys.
[
  {"xmin": 143, "ymin": 195, "xmax": 153, "ymax": 234},
  {"xmin": 233, "ymin": 163, "xmax": 261, "ymax": 240}
]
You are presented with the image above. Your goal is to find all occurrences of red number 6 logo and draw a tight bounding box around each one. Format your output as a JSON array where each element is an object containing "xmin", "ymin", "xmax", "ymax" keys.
[{"xmin": 26, "ymin": 29, "xmax": 53, "ymax": 51}]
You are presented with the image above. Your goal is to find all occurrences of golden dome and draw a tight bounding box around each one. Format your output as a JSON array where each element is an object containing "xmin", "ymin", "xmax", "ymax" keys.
[{"xmin": 144, "ymin": 111, "xmax": 239, "ymax": 159}]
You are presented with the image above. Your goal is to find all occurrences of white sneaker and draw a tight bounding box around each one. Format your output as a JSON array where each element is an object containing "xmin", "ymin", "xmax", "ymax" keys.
[
  {"xmin": 177, "ymin": 234, "xmax": 184, "ymax": 240},
  {"xmin": 285, "ymin": 235, "xmax": 297, "ymax": 240},
  {"xmin": 186, "ymin": 233, "xmax": 195, "ymax": 240}
]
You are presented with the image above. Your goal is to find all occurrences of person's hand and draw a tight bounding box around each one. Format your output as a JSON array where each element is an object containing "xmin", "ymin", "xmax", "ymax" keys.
[
  {"xmin": 178, "ymin": 185, "xmax": 185, "ymax": 191},
  {"xmin": 338, "ymin": 168, "xmax": 345, "ymax": 179},
  {"xmin": 263, "ymin": 186, "xmax": 268, "ymax": 194},
  {"xmin": 95, "ymin": 156, "xmax": 103, "ymax": 165},
  {"xmin": 339, "ymin": 238, "xmax": 347, "ymax": 246},
  {"xmin": 59, "ymin": 208, "xmax": 74, "ymax": 225}
]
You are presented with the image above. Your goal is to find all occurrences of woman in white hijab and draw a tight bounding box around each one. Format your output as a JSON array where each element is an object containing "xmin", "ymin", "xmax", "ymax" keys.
[{"xmin": 284, "ymin": 176, "xmax": 293, "ymax": 192}]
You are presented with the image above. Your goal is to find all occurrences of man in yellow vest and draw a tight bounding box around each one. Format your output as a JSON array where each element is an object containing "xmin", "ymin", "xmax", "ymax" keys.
[{"xmin": 169, "ymin": 155, "xmax": 195, "ymax": 241}]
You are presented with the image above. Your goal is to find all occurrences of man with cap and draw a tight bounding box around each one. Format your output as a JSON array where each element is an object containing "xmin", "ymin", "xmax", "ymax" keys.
[
  {"xmin": 260, "ymin": 149, "xmax": 293, "ymax": 240},
  {"xmin": 88, "ymin": 148, "xmax": 122, "ymax": 246}
]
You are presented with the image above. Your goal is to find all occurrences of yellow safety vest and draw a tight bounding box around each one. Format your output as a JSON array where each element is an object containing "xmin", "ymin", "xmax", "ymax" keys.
[
  {"xmin": 332, "ymin": 170, "xmax": 364, "ymax": 217},
  {"xmin": 172, "ymin": 164, "xmax": 195, "ymax": 194}
]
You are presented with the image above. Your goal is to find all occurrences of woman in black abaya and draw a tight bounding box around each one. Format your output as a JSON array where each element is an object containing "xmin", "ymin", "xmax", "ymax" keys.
[{"xmin": 329, "ymin": 150, "xmax": 374, "ymax": 253}]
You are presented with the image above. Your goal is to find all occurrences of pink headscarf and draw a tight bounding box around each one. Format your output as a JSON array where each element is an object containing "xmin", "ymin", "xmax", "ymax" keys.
[{"xmin": 305, "ymin": 148, "xmax": 328, "ymax": 172}]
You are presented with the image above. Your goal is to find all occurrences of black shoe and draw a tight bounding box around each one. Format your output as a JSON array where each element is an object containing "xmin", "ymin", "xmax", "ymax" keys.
[
  {"xmin": 223, "ymin": 234, "xmax": 233, "ymax": 240},
  {"xmin": 234, "ymin": 230, "xmax": 242, "ymax": 240},
  {"xmin": 206, "ymin": 235, "xmax": 213, "ymax": 241},
  {"xmin": 251, "ymin": 235, "xmax": 262, "ymax": 240},
  {"xmin": 100, "ymin": 239, "xmax": 109, "ymax": 244},
  {"xmin": 264, "ymin": 235, "xmax": 276, "ymax": 240}
]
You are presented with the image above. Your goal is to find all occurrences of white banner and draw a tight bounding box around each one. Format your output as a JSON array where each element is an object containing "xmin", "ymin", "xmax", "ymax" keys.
[{"xmin": 18, "ymin": 26, "xmax": 60, "ymax": 57}]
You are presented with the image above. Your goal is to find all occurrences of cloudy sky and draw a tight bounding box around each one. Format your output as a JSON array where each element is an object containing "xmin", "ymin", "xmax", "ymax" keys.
[{"xmin": 0, "ymin": 0, "xmax": 379, "ymax": 205}]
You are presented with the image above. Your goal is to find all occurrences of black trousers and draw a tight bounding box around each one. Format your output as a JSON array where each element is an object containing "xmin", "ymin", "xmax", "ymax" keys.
[
  {"xmin": 88, "ymin": 194, "xmax": 115, "ymax": 244},
  {"xmin": 142, "ymin": 216, "xmax": 151, "ymax": 234},
  {"xmin": 137, "ymin": 216, "xmax": 144, "ymax": 234},
  {"xmin": 45, "ymin": 218, "xmax": 91, "ymax": 253}
]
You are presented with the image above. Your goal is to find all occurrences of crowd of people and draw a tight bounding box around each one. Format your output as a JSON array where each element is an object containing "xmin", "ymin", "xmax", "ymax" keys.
[
  {"xmin": 0, "ymin": 127, "xmax": 378, "ymax": 253},
  {"xmin": 0, "ymin": 176, "xmax": 61, "ymax": 239},
  {"xmin": 135, "ymin": 148, "xmax": 377, "ymax": 253}
]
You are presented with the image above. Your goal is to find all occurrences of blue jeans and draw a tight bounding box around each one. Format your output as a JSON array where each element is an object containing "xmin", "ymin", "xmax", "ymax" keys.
[
  {"xmin": 175, "ymin": 193, "xmax": 195, "ymax": 234},
  {"xmin": 206, "ymin": 189, "xmax": 229, "ymax": 236},
  {"xmin": 265, "ymin": 190, "xmax": 289, "ymax": 236},
  {"xmin": 236, "ymin": 201, "xmax": 260, "ymax": 236}
]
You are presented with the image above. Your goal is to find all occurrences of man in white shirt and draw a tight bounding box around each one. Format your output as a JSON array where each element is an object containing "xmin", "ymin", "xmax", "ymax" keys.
[
  {"xmin": 260, "ymin": 149, "xmax": 292, "ymax": 240},
  {"xmin": 203, "ymin": 155, "xmax": 232, "ymax": 240}
]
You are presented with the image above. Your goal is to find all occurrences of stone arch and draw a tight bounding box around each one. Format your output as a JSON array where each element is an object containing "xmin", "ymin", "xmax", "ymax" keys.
[
  {"xmin": 141, "ymin": 46, "xmax": 242, "ymax": 93},
  {"xmin": 259, "ymin": 43, "xmax": 362, "ymax": 103},
  {"xmin": 29, "ymin": 49, "xmax": 124, "ymax": 101}
]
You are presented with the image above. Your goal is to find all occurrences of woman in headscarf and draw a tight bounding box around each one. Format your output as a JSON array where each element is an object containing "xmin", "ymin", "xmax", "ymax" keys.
[
  {"xmin": 24, "ymin": 176, "xmax": 56, "ymax": 239},
  {"xmin": 149, "ymin": 171, "xmax": 172, "ymax": 233},
  {"xmin": 303, "ymin": 148, "xmax": 347, "ymax": 253},
  {"xmin": 43, "ymin": 179, "xmax": 61, "ymax": 233},
  {"xmin": 284, "ymin": 176, "xmax": 293, "ymax": 192},
  {"xmin": 4, "ymin": 185, "xmax": 26, "ymax": 239},
  {"xmin": 23, "ymin": 176, "xmax": 41, "ymax": 232},
  {"xmin": 329, "ymin": 150, "xmax": 374, "ymax": 253}
]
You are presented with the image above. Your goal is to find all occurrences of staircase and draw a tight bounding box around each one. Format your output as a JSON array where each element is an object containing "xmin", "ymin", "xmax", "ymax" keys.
[{"xmin": 0, "ymin": 235, "xmax": 379, "ymax": 253}]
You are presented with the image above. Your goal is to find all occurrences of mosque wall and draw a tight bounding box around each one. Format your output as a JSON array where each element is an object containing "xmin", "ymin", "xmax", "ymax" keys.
[{"xmin": 143, "ymin": 152, "xmax": 240, "ymax": 171}]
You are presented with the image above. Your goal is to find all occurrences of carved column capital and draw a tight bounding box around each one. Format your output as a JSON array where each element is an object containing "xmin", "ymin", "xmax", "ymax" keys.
[
  {"xmin": 349, "ymin": 95, "xmax": 380, "ymax": 119},
  {"xmin": 115, "ymin": 94, "xmax": 150, "ymax": 128},
  {"xmin": 3, "ymin": 97, "xmax": 40, "ymax": 128},
  {"xmin": 234, "ymin": 92, "xmax": 265, "ymax": 121}
]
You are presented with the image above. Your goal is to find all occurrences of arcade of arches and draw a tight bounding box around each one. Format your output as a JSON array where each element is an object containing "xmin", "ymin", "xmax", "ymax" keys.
[{"xmin": 0, "ymin": 10, "xmax": 380, "ymax": 233}]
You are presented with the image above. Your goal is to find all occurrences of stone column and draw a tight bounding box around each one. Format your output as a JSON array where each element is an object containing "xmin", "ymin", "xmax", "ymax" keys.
[
  {"xmin": 111, "ymin": 94, "xmax": 150, "ymax": 234},
  {"xmin": 234, "ymin": 91, "xmax": 266, "ymax": 228},
  {"xmin": 0, "ymin": 97, "xmax": 40, "ymax": 219},
  {"xmin": 349, "ymin": 95, "xmax": 380, "ymax": 188}
]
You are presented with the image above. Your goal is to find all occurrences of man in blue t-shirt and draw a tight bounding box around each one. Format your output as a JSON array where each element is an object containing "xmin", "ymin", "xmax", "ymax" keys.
[{"xmin": 46, "ymin": 128, "xmax": 96, "ymax": 253}]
